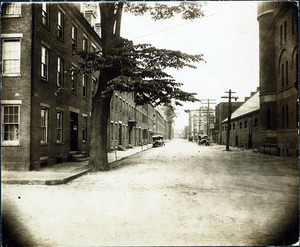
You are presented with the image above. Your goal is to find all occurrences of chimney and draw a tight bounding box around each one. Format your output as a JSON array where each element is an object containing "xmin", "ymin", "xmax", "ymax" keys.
[{"xmin": 82, "ymin": 3, "xmax": 98, "ymax": 28}]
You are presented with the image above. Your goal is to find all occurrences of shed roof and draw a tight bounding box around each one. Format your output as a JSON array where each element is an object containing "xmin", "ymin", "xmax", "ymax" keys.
[{"xmin": 222, "ymin": 91, "xmax": 259, "ymax": 122}]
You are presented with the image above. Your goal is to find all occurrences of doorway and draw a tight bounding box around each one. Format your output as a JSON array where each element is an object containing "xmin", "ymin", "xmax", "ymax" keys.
[{"xmin": 70, "ymin": 112, "xmax": 78, "ymax": 151}]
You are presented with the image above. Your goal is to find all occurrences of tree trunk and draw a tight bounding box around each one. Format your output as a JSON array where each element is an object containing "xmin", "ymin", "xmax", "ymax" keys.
[{"xmin": 89, "ymin": 94, "xmax": 111, "ymax": 171}]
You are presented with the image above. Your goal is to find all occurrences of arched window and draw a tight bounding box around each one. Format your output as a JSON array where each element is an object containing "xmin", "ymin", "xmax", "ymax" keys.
[
  {"xmin": 282, "ymin": 106, "xmax": 285, "ymax": 129},
  {"xmin": 286, "ymin": 105, "xmax": 289, "ymax": 129},
  {"xmin": 282, "ymin": 63, "xmax": 284, "ymax": 87},
  {"xmin": 286, "ymin": 61, "xmax": 289, "ymax": 85},
  {"xmin": 244, "ymin": 120, "xmax": 248, "ymax": 129},
  {"xmin": 284, "ymin": 20, "xmax": 287, "ymax": 43},
  {"xmin": 280, "ymin": 25, "xmax": 283, "ymax": 45},
  {"xmin": 267, "ymin": 108, "xmax": 271, "ymax": 129},
  {"xmin": 240, "ymin": 122, "xmax": 242, "ymax": 129}
]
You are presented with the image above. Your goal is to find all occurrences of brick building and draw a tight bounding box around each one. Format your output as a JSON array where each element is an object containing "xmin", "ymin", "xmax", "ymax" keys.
[
  {"xmin": 1, "ymin": 2, "xmax": 168, "ymax": 171},
  {"xmin": 257, "ymin": 2, "xmax": 298, "ymax": 157}
]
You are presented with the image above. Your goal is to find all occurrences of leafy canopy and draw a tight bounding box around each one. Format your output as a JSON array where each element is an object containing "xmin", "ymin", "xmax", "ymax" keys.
[{"xmin": 76, "ymin": 38, "xmax": 205, "ymax": 107}]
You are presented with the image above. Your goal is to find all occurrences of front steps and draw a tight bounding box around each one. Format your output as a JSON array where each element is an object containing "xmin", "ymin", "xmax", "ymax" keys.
[{"xmin": 69, "ymin": 151, "xmax": 89, "ymax": 162}]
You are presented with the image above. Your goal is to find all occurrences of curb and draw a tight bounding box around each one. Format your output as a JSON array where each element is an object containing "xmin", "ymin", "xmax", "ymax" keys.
[{"xmin": 2, "ymin": 169, "xmax": 92, "ymax": 186}]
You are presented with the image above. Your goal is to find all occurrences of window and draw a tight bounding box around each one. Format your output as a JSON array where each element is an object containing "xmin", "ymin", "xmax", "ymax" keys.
[
  {"xmin": 280, "ymin": 25, "xmax": 283, "ymax": 45},
  {"xmin": 71, "ymin": 66, "xmax": 77, "ymax": 93},
  {"xmin": 82, "ymin": 75, "xmax": 87, "ymax": 98},
  {"xmin": 111, "ymin": 123, "xmax": 114, "ymax": 141},
  {"xmin": 281, "ymin": 63, "xmax": 284, "ymax": 87},
  {"xmin": 57, "ymin": 11, "xmax": 64, "ymax": 39},
  {"xmin": 239, "ymin": 122, "xmax": 242, "ymax": 129},
  {"xmin": 2, "ymin": 105, "xmax": 20, "ymax": 144},
  {"xmin": 42, "ymin": 3, "xmax": 49, "ymax": 27},
  {"xmin": 286, "ymin": 61, "xmax": 289, "ymax": 85},
  {"xmin": 267, "ymin": 109, "xmax": 271, "ymax": 129},
  {"xmin": 282, "ymin": 106, "xmax": 285, "ymax": 129},
  {"xmin": 72, "ymin": 26, "xmax": 77, "ymax": 51},
  {"xmin": 56, "ymin": 111, "xmax": 63, "ymax": 142},
  {"xmin": 115, "ymin": 95, "xmax": 118, "ymax": 110},
  {"xmin": 41, "ymin": 108, "xmax": 49, "ymax": 143},
  {"xmin": 92, "ymin": 77, "xmax": 96, "ymax": 97},
  {"xmin": 284, "ymin": 20, "xmax": 287, "ymax": 43},
  {"xmin": 254, "ymin": 118, "xmax": 258, "ymax": 128},
  {"xmin": 57, "ymin": 56, "xmax": 64, "ymax": 87},
  {"xmin": 233, "ymin": 123, "xmax": 235, "ymax": 130},
  {"xmin": 83, "ymin": 36, "xmax": 88, "ymax": 51},
  {"xmin": 82, "ymin": 116, "xmax": 87, "ymax": 142},
  {"xmin": 2, "ymin": 3, "xmax": 21, "ymax": 16},
  {"xmin": 292, "ymin": 13, "xmax": 295, "ymax": 36},
  {"xmin": 41, "ymin": 45, "xmax": 49, "ymax": 80},
  {"xmin": 244, "ymin": 120, "xmax": 248, "ymax": 129},
  {"xmin": 286, "ymin": 105, "xmax": 289, "ymax": 129},
  {"xmin": 2, "ymin": 39, "xmax": 21, "ymax": 75}
]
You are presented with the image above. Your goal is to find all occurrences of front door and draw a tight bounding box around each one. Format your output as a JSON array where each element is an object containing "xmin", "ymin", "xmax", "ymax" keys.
[{"xmin": 70, "ymin": 112, "xmax": 78, "ymax": 151}]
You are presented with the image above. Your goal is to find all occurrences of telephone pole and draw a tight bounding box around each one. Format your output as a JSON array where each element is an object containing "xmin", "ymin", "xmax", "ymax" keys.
[
  {"xmin": 201, "ymin": 99, "xmax": 216, "ymax": 137},
  {"xmin": 221, "ymin": 90, "xmax": 239, "ymax": 151}
]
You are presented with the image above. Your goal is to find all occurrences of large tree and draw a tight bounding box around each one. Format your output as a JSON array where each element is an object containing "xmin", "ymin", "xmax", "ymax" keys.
[{"xmin": 76, "ymin": 2, "xmax": 205, "ymax": 171}]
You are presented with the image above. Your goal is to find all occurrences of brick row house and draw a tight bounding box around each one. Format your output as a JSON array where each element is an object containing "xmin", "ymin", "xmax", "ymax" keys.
[{"xmin": 1, "ymin": 2, "xmax": 169, "ymax": 171}]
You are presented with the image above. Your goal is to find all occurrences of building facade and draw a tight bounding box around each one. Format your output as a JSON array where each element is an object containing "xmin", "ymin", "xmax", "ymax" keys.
[
  {"xmin": 221, "ymin": 90, "xmax": 261, "ymax": 149},
  {"xmin": 1, "ymin": 3, "xmax": 168, "ymax": 171},
  {"xmin": 257, "ymin": 2, "xmax": 298, "ymax": 157},
  {"xmin": 187, "ymin": 106, "xmax": 215, "ymax": 141}
]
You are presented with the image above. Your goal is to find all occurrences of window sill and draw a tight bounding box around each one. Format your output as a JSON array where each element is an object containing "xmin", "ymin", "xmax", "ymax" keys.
[
  {"xmin": 41, "ymin": 78, "xmax": 49, "ymax": 83},
  {"xmin": 56, "ymin": 141, "xmax": 64, "ymax": 145},
  {"xmin": 82, "ymin": 140, "xmax": 87, "ymax": 144},
  {"xmin": 42, "ymin": 24, "xmax": 50, "ymax": 30},
  {"xmin": 40, "ymin": 142, "xmax": 49, "ymax": 146},
  {"xmin": 1, "ymin": 15, "xmax": 22, "ymax": 18},
  {"xmin": 1, "ymin": 141, "xmax": 20, "ymax": 147},
  {"xmin": 2, "ymin": 73, "xmax": 21, "ymax": 78}
]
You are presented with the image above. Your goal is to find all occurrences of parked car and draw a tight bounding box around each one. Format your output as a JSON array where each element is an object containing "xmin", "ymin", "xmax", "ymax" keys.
[
  {"xmin": 198, "ymin": 134, "xmax": 210, "ymax": 146},
  {"xmin": 152, "ymin": 135, "xmax": 165, "ymax": 147}
]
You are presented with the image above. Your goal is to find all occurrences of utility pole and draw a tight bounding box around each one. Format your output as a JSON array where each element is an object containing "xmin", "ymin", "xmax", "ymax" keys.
[
  {"xmin": 221, "ymin": 90, "xmax": 238, "ymax": 151},
  {"xmin": 201, "ymin": 99, "xmax": 216, "ymax": 137}
]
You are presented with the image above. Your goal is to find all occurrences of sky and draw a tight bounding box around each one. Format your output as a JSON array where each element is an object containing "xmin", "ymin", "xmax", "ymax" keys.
[{"xmin": 120, "ymin": 1, "xmax": 260, "ymax": 129}]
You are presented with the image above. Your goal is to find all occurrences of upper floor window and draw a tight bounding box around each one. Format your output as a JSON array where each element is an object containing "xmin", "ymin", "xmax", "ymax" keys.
[
  {"xmin": 254, "ymin": 118, "xmax": 258, "ymax": 128},
  {"xmin": 2, "ymin": 39, "xmax": 21, "ymax": 75},
  {"xmin": 244, "ymin": 120, "xmax": 248, "ymax": 129},
  {"xmin": 2, "ymin": 3, "xmax": 21, "ymax": 16},
  {"xmin": 42, "ymin": 3, "xmax": 49, "ymax": 27},
  {"xmin": 281, "ymin": 63, "xmax": 284, "ymax": 87},
  {"xmin": 41, "ymin": 45, "xmax": 49, "ymax": 81},
  {"xmin": 71, "ymin": 66, "xmax": 77, "ymax": 93},
  {"xmin": 2, "ymin": 105, "xmax": 20, "ymax": 145},
  {"xmin": 286, "ymin": 61, "xmax": 289, "ymax": 85},
  {"xmin": 72, "ymin": 26, "xmax": 77, "ymax": 51},
  {"xmin": 57, "ymin": 11, "xmax": 64, "ymax": 39},
  {"xmin": 286, "ymin": 105, "xmax": 289, "ymax": 129},
  {"xmin": 280, "ymin": 25, "xmax": 283, "ymax": 46},
  {"xmin": 284, "ymin": 20, "xmax": 287, "ymax": 43},
  {"xmin": 282, "ymin": 106, "xmax": 285, "ymax": 129},
  {"xmin": 92, "ymin": 77, "xmax": 96, "ymax": 97},
  {"xmin": 83, "ymin": 36, "xmax": 88, "ymax": 51},
  {"xmin": 57, "ymin": 56, "xmax": 64, "ymax": 87},
  {"xmin": 82, "ymin": 75, "xmax": 87, "ymax": 98}
]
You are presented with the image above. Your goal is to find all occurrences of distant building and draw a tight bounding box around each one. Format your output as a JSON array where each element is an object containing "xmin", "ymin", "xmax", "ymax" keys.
[
  {"xmin": 215, "ymin": 101, "xmax": 243, "ymax": 144},
  {"xmin": 221, "ymin": 90, "xmax": 260, "ymax": 149},
  {"xmin": 257, "ymin": 2, "xmax": 298, "ymax": 157},
  {"xmin": 187, "ymin": 106, "xmax": 215, "ymax": 141}
]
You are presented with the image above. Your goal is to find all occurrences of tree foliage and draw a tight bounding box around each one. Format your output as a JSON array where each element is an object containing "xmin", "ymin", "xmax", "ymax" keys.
[{"xmin": 76, "ymin": 38, "xmax": 204, "ymax": 107}]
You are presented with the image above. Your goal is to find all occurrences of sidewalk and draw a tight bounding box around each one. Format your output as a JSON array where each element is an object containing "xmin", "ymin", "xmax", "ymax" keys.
[{"xmin": 1, "ymin": 144, "xmax": 152, "ymax": 186}]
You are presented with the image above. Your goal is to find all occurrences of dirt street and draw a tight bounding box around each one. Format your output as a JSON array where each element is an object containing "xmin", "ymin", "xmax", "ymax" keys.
[{"xmin": 2, "ymin": 139, "xmax": 299, "ymax": 246}]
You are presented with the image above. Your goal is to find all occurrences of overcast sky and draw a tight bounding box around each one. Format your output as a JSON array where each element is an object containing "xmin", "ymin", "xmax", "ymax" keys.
[{"xmin": 121, "ymin": 1, "xmax": 259, "ymax": 129}]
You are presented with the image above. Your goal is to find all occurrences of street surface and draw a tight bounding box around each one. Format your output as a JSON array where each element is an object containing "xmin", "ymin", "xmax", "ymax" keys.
[{"xmin": 2, "ymin": 139, "xmax": 299, "ymax": 246}]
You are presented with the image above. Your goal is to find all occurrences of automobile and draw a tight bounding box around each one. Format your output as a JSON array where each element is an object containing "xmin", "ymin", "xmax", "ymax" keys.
[
  {"xmin": 152, "ymin": 135, "xmax": 165, "ymax": 147},
  {"xmin": 198, "ymin": 134, "xmax": 210, "ymax": 146}
]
